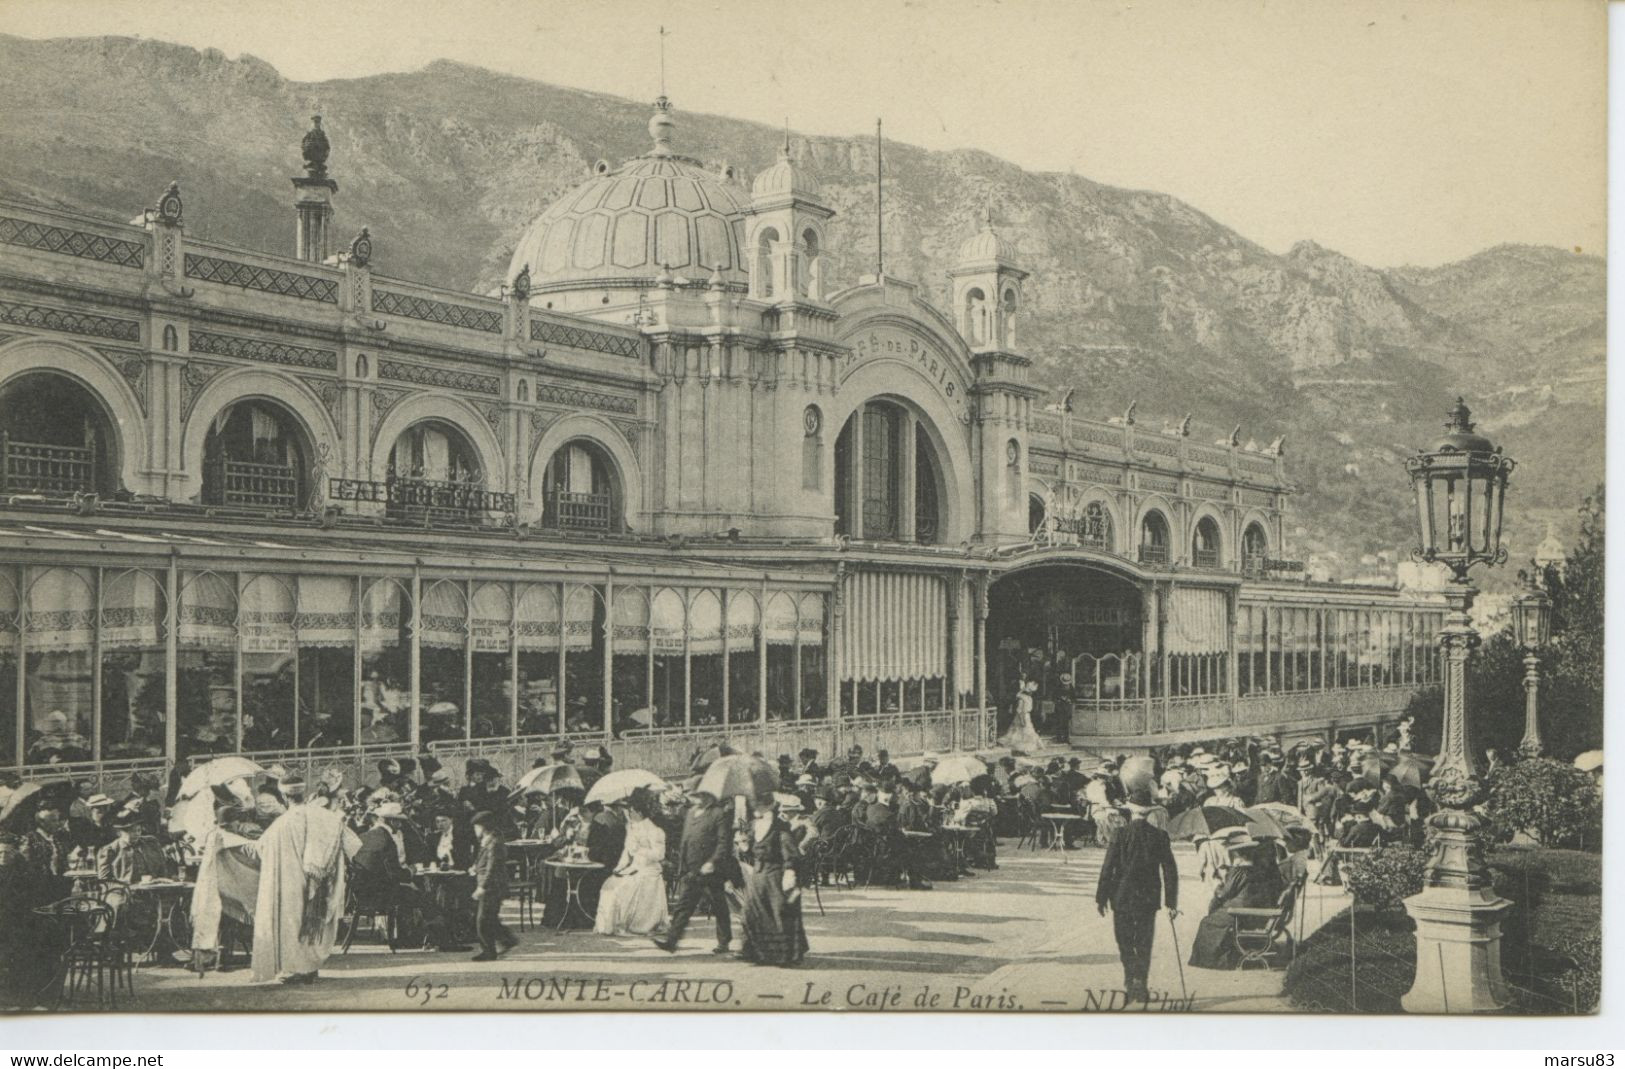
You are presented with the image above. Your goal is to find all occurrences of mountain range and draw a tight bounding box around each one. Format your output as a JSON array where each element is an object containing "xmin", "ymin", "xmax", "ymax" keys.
[{"xmin": 0, "ymin": 34, "xmax": 1603, "ymax": 583}]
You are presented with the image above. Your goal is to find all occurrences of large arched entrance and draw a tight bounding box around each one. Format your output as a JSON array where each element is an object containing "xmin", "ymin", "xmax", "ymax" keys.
[
  {"xmin": 0, "ymin": 371, "xmax": 121, "ymax": 498},
  {"xmin": 986, "ymin": 562, "xmax": 1147, "ymax": 741}
]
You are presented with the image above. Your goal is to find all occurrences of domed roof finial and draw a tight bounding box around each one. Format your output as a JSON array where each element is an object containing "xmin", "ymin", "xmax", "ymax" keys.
[
  {"xmin": 649, "ymin": 95, "xmax": 676, "ymax": 156},
  {"xmin": 302, "ymin": 115, "xmax": 330, "ymax": 177},
  {"xmin": 981, "ymin": 204, "xmax": 995, "ymax": 230}
]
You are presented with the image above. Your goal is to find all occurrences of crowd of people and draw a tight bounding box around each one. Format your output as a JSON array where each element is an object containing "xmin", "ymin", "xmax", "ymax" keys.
[{"xmin": 1, "ymin": 713, "xmax": 1465, "ymax": 1008}]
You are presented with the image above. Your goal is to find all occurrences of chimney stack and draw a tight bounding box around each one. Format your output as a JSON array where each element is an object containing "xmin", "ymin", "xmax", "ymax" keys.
[{"xmin": 292, "ymin": 115, "xmax": 338, "ymax": 262}]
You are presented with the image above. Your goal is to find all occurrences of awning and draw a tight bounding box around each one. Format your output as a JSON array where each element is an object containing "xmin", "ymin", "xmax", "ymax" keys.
[
  {"xmin": 101, "ymin": 568, "xmax": 165, "ymax": 650},
  {"xmin": 296, "ymin": 574, "xmax": 356, "ymax": 648},
  {"xmin": 471, "ymin": 582, "xmax": 512, "ymax": 652},
  {"xmin": 180, "ymin": 571, "xmax": 236, "ymax": 650},
  {"xmin": 25, "ymin": 566, "xmax": 96, "ymax": 652},
  {"xmin": 420, "ymin": 580, "xmax": 467, "ymax": 649},
  {"xmin": 726, "ymin": 591, "xmax": 759, "ymax": 652},
  {"xmin": 839, "ymin": 570, "xmax": 947, "ymax": 683},
  {"xmin": 1165, "ymin": 586, "xmax": 1228, "ymax": 655},
  {"xmin": 239, "ymin": 573, "xmax": 295, "ymax": 653}
]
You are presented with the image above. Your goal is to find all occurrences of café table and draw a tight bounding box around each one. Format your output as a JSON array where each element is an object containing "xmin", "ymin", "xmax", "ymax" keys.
[
  {"xmin": 412, "ymin": 865, "xmax": 476, "ymax": 945},
  {"xmin": 543, "ymin": 858, "xmax": 604, "ymax": 931},
  {"xmin": 938, "ymin": 823, "xmax": 977, "ymax": 871},
  {"xmin": 1040, "ymin": 812, "xmax": 1086, "ymax": 863},
  {"xmin": 126, "ymin": 878, "xmax": 196, "ymax": 964}
]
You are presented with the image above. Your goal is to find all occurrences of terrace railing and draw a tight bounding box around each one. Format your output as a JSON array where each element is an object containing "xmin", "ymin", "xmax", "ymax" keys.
[{"xmin": 0, "ymin": 433, "xmax": 95, "ymax": 496}]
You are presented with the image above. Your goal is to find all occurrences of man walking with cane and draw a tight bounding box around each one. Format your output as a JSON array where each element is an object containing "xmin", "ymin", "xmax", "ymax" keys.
[{"xmin": 1095, "ymin": 787, "xmax": 1179, "ymax": 1005}]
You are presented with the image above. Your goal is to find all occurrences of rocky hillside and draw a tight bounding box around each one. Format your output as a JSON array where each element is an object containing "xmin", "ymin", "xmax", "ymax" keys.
[{"xmin": 0, "ymin": 35, "xmax": 1602, "ymax": 581}]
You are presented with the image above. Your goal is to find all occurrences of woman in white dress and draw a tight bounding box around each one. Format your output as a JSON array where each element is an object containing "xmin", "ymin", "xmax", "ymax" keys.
[
  {"xmin": 593, "ymin": 789, "xmax": 670, "ymax": 937},
  {"xmin": 999, "ymin": 679, "xmax": 1044, "ymax": 753}
]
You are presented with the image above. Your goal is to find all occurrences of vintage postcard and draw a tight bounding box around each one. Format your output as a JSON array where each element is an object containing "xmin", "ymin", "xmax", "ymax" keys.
[{"xmin": 0, "ymin": 0, "xmax": 1604, "ymax": 1019}]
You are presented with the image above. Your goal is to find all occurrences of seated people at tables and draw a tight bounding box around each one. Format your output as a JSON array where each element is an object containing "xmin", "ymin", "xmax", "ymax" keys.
[
  {"xmin": 26, "ymin": 710, "xmax": 91, "ymax": 764},
  {"xmin": 21, "ymin": 803, "xmax": 75, "ymax": 898},
  {"xmin": 457, "ymin": 760, "xmax": 513, "ymax": 834},
  {"xmin": 594, "ymin": 790, "xmax": 670, "ymax": 937},
  {"xmin": 0, "ymin": 830, "xmax": 61, "ymax": 1007},
  {"xmin": 349, "ymin": 804, "xmax": 466, "ymax": 952},
  {"xmin": 951, "ymin": 780, "xmax": 1000, "ymax": 869},
  {"xmin": 431, "ymin": 810, "xmax": 475, "ymax": 870},
  {"xmin": 864, "ymin": 786, "xmax": 929, "ymax": 890},
  {"xmin": 75, "ymin": 794, "xmax": 119, "ymax": 853},
  {"xmin": 1338, "ymin": 800, "xmax": 1384, "ymax": 848},
  {"xmin": 95, "ymin": 807, "xmax": 170, "ymax": 883},
  {"xmin": 1187, "ymin": 834, "xmax": 1287, "ymax": 970},
  {"xmin": 807, "ymin": 789, "xmax": 850, "ymax": 844},
  {"xmin": 542, "ymin": 801, "xmax": 624, "ymax": 928}
]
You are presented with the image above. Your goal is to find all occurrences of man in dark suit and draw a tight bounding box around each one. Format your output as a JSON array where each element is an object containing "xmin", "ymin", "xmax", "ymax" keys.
[
  {"xmin": 1252, "ymin": 752, "xmax": 1290, "ymax": 807},
  {"xmin": 470, "ymin": 810, "xmax": 517, "ymax": 961},
  {"xmin": 1095, "ymin": 788, "xmax": 1180, "ymax": 1004},
  {"xmin": 653, "ymin": 790, "xmax": 734, "ymax": 954},
  {"xmin": 350, "ymin": 804, "xmax": 465, "ymax": 952}
]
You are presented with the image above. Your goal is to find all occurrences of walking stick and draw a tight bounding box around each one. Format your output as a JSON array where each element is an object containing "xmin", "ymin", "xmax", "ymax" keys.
[{"xmin": 1167, "ymin": 911, "xmax": 1189, "ymax": 1003}]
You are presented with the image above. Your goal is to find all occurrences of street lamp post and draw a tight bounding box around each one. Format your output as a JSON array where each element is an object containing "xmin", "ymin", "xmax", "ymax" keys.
[
  {"xmin": 1400, "ymin": 397, "xmax": 1515, "ymax": 1014},
  {"xmin": 1510, "ymin": 572, "xmax": 1553, "ymax": 758}
]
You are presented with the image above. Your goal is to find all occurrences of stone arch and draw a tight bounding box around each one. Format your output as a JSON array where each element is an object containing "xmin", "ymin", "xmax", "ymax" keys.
[
  {"xmin": 1241, "ymin": 511, "xmax": 1273, "ymax": 562},
  {"xmin": 527, "ymin": 412, "xmax": 644, "ymax": 529},
  {"xmin": 1133, "ymin": 496, "xmax": 1175, "ymax": 562},
  {"xmin": 370, "ymin": 392, "xmax": 508, "ymax": 492},
  {"xmin": 827, "ymin": 361, "xmax": 975, "ymax": 545},
  {"xmin": 180, "ymin": 368, "xmax": 339, "ymax": 504},
  {"xmin": 0, "ymin": 336, "xmax": 147, "ymax": 494},
  {"xmin": 1189, "ymin": 502, "xmax": 1228, "ymax": 565}
]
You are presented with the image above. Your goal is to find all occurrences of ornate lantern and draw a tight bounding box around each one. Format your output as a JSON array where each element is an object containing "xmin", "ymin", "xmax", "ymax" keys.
[
  {"xmin": 1511, "ymin": 570, "xmax": 1552, "ymax": 758},
  {"xmin": 1404, "ymin": 398, "xmax": 1514, "ymax": 582},
  {"xmin": 1510, "ymin": 571, "xmax": 1552, "ymax": 652}
]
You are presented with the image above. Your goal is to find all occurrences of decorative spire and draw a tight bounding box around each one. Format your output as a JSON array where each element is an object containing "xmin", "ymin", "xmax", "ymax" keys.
[
  {"xmin": 347, "ymin": 226, "xmax": 372, "ymax": 267},
  {"xmin": 1446, "ymin": 396, "xmax": 1474, "ymax": 434},
  {"xmin": 301, "ymin": 115, "xmax": 331, "ymax": 177},
  {"xmin": 981, "ymin": 204, "xmax": 995, "ymax": 230}
]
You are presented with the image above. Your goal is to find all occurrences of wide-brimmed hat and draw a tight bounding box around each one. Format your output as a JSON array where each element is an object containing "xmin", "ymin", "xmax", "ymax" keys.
[
  {"xmin": 86, "ymin": 793, "xmax": 115, "ymax": 809},
  {"xmin": 374, "ymin": 802, "xmax": 407, "ymax": 821},
  {"xmin": 429, "ymin": 769, "xmax": 451, "ymax": 785},
  {"xmin": 1125, "ymin": 788, "xmax": 1156, "ymax": 812},
  {"xmin": 1204, "ymin": 767, "xmax": 1232, "ymax": 788}
]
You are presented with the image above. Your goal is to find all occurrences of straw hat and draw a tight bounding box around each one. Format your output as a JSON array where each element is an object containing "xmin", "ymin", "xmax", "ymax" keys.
[{"xmin": 1204, "ymin": 767, "xmax": 1232, "ymax": 789}]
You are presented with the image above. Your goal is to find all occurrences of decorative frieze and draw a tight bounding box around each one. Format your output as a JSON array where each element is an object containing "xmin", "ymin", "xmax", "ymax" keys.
[
  {"xmin": 1073, "ymin": 423, "xmax": 1123, "ymax": 448},
  {"xmin": 1137, "ymin": 435, "xmax": 1180, "ymax": 458},
  {"xmin": 1068, "ymin": 461, "xmax": 1124, "ymax": 487},
  {"xmin": 1240, "ymin": 488, "xmax": 1275, "ymax": 508},
  {"xmin": 0, "ymin": 217, "xmax": 144, "ymax": 268},
  {"xmin": 1028, "ymin": 457, "xmax": 1061, "ymax": 477},
  {"xmin": 530, "ymin": 318, "xmax": 642, "ymax": 358},
  {"xmin": 1140, "ymin": 473, "xmax": 1180, "ymax": 495},
  {"xmin": 0, "ymin": 299, "xmax": 141, "ymax": 342},
  {"xmin": 1238, "ymin": 456, "xmax": 1275, "ymax": 476},
  {"xmin": 189, "ymin": 330, "xmax": 338, "ymax": 371},
  {"xmin": 372, "ymin": 288, "xmax": 502, "ymax": 334},
  {"xmin": 533, "ymin": 383, "xmax": 637, "ymax": 415},
  {"xmin": 1189, "ymin": 445, "xmax": 1230, "ymax": 467},
  {"xmin": 377, "ymin": 358, "xmax": 501, "ymax": 396},
  {"xmin": 1189, "ymin": 479, "xmax": 1230, "ymax": 501},
  {"xmin": 185, "ymin": 253, "xmax": 338, "ymax": 303}
]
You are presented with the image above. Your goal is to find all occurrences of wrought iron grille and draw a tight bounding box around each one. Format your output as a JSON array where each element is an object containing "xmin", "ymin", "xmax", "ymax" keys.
[
  {"xmin": 1193, "ymin": 547, "xmax": 1221, "ymax": 569},
  {"xmin": 544, "ymin": 489, "xmax": 613, "ymax": 531},
  {"xmin": 207, "ymin": 455, "xmax": 300, "ymax": 510},
  {"xmin": 0, "ymin": 433, "xmax": 95, "ymax": 495},
  {"xmin": 1138, "ymin": 543, "xmax": 1170, "ymax": 566}
]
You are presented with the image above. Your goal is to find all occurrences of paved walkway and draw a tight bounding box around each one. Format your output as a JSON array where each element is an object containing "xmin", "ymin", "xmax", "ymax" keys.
[{"xmin": 122, "ymin": 839, "xmax": 1351, "ymax": 1014}]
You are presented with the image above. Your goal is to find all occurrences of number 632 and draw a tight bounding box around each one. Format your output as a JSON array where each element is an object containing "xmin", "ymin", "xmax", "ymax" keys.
[{"xmin": 404, "ymin": 977, "xmax": 449, "ymax": 1005}]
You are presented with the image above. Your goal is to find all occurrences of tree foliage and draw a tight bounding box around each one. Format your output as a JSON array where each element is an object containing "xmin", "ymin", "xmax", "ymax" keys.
[{"xmin": 1484, "ymin": 758, "xmax": 1602, "ymax": 848}]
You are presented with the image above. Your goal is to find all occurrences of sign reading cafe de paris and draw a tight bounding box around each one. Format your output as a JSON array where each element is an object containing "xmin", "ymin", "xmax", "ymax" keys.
[{"xmin": 0, "ymin": 5, "xmax": 1603, "ymax": 1029}]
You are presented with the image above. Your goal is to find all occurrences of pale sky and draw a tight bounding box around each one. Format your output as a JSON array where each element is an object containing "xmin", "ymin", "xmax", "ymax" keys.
[{"xmin": 0, "ymin": 0, "xmax": 1605, "ymax": 266}]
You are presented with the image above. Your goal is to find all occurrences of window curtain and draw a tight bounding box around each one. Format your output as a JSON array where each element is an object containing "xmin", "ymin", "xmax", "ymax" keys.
[
  {"xmin": 471, "ymin": 583, "xmax": 513, "ymax": 653},
  {"xmin": 688, "ymin": 591, "xmax": 724, "ymax": 655},
  {"xmin": 25, "ymin": 567, "xmax": 96, "ymax": 652},
  {"xmin": 650, "ymin": 589, "xmax": 685, "ymax": 655},
  {"xmin": 516, "ymin": 585, "xmax": 560, "ymax": 651},
  {"xmin": 295, "ymin": 575, "xmax": 356, "ymax": 647},
  {"xmin": 725, "ymin": 592, "xmax": 759, "ymax": 652},
  {"xmin": 101, "ymin": 569, "xmax": 164, "ymax": 650},
  {"xmin": 764, "ymin": 592, "xmax": 798, "ymax": 646},
  {"xmin": 563, "ymin": 587, "xmax": 596, "ymax": 652},
  {"xmin": 179, "ymin": 572, "xmax": 236, "ymax": 650},
  {"xmin": 1166, "ymin": 586, "xmax": 1227, "ymax": 655},
  {"xmin": 360, "ymin": 579, "xmax": 408, "ymax": 655},
  {"xmin": 838, "ymin": 571, "xmax": 946, "ymax": 683},
  {"xmin": 419, "ymin": 581, "xmax": 467, "ymax": 649},
  {"xmin": 239, "ymin": 575, "xmax": 295, "ymax": 654}
]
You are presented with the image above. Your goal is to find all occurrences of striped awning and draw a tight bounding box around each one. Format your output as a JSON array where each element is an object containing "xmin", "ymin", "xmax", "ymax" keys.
[{"xmin": 839, "ymin": 570, "xmax": 947, "ymax": 683}]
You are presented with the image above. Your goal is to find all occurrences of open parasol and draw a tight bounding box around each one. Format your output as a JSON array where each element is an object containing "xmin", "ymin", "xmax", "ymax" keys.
[
  {"xmin": 931, "ymin": 754, "xmax": 989, "ymax": 787},
  {"xmin": 695, "ymin": 753, "xmax": 777, "ymax": 801},
  {"xmin": 0, "ymin": 778, "xmax": 72, "ymax": 829},
  {"xmin": 1169, "ymin": 804, "xmax": 1291, "ymax": 844},
  {"xmin": 177, "ymin": 757, "xmax": 264, "ymax": 801},
  {"xmin": 583, "ymin": 768, "xmax": 666, "ymax": 806},
  {"xmin": 1390, "ymin": 751, "xmax": 1434, "ymax": 788},
  {"xmin": 689, "ymin": 742, "xmax": 737, "ymax": 774},
  {"xmin": 902, "ymin": 764, "xmax": 934, "ymax": 787},
  {"xmin": 514, "ymin": 763, "xmax": 585, "ymax": 795},
  {"xmin": 1573, "ymin": 750, "xmax": 1603, "ymax": 773}
]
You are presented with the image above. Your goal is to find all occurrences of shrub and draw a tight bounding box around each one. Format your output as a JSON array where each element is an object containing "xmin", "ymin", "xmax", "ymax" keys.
[
  {"xmin": 1554, "ymin": 932, "xmax": 1601, "ymax": 1013},
  {"xmin": 1485, "ymin": 757, "xmax": 1602, "ymax": 847},
  {"xmin": 1342, "ymin": 845, "xmax": 1428, "ymax": 911}
]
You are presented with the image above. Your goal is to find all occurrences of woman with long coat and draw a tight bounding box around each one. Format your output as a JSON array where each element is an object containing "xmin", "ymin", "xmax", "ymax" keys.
[
  {"xmin": 738, "ymin": 797, "xmax": 808, "ymax": 967},
  {"xmin": 1186, "ymin": 836, "xmax": 1286, "ymax": 970}
]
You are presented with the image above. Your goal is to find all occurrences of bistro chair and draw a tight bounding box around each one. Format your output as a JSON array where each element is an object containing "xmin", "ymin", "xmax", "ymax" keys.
[
  {"xmin": 36, "ymin": 896, "xmax": 122, "ymax": 1010},
  {"xmin": 505, "ymin": 854, "xmax": 537, "ymax": 932},
  {"xmin": 340, "ymin": 882, "xmax": 400, "ymax": 954},
  {"xmin": 1226, "ymin": 876, "xmax": 1306, "ymax": 970}
]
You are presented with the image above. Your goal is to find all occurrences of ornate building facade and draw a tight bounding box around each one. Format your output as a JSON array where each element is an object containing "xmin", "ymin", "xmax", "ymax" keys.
[{"xmin": 0, "ymin": 103, "xmax": 1443, "ymax": 789}]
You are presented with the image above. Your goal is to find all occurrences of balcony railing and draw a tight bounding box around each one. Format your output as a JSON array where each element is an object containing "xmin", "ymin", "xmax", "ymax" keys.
[
  {"xmin": 1193, "ymin": 547, "xmax": 1221, "ymax": 569},
  {"xmin": 544, "ymin": 489, "xmax": 613, "ymax": 532},
  {"xmin": 329, "ymin": 476, "xmax": 516, "ymax": 525},
  {"xmin": 1138, "ymin": 543, "xmax": 1170, "ymax": 566},
  {"xmin": 207, "ymin": 455, "xmax": 300, "ymax": 511},
  {"xmin": 0, "ymin": 433, "xmax": 95, "ymax": 496}
]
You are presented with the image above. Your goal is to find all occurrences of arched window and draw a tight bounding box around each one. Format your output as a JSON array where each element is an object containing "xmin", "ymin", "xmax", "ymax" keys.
[
  {"xmin": 1029, "ymin": 493, "xmax": 1047, "ymax": 535},
  {"xmin": 963, "ymin": 287, "xmax": 988, "ymax": 345},
  {"xmin": 386, "ymin": 419, "xmax": 485, "ymax": 523},
  {"xmin": 832, "ymin": 400, "xmax": 945, "ymax": 544},
  {"xmin": 802, "ymin": 228, "xmax": 822, "ymax": 299},
  {"xmin": 754, "ymin": 226, "xmax": 779, "ymax": 300},
  {"xmin": 1139, "ymin": 510, "xmax": 1170, "ymax": 565},
  {"xmin": 1192, "ymin": 516, "xmax": 1222, "ymax": 569},
  {"xmin": 542, "ymin": 437, "xmax": 622, "ymax": 532},
  {"xmin": 202, "ymin": 399, "xmax": 308, "ymax": 510},
  {"xmin": 0, "ymin": 372, "xmax": 119, "ymax": 497},
  {"xmin": 1001, "ymin": 287, "xmax": 1019, "ymax": 349},
  {"xmin": 1243, "ymin": 522, "xmax": 1269, "ymax": 575}
]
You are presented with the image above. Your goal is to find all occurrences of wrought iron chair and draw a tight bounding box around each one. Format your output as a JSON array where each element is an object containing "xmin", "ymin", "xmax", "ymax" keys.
[{"xmin": 1226, "ymin": 876, "xmax": 1305, "ymax": 970}]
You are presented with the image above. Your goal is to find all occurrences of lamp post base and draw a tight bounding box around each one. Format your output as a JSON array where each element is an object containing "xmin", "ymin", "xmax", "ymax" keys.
[{"xmin": 1401, "ymin": 884, "xmax": 1512, "ymax": 1014}]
